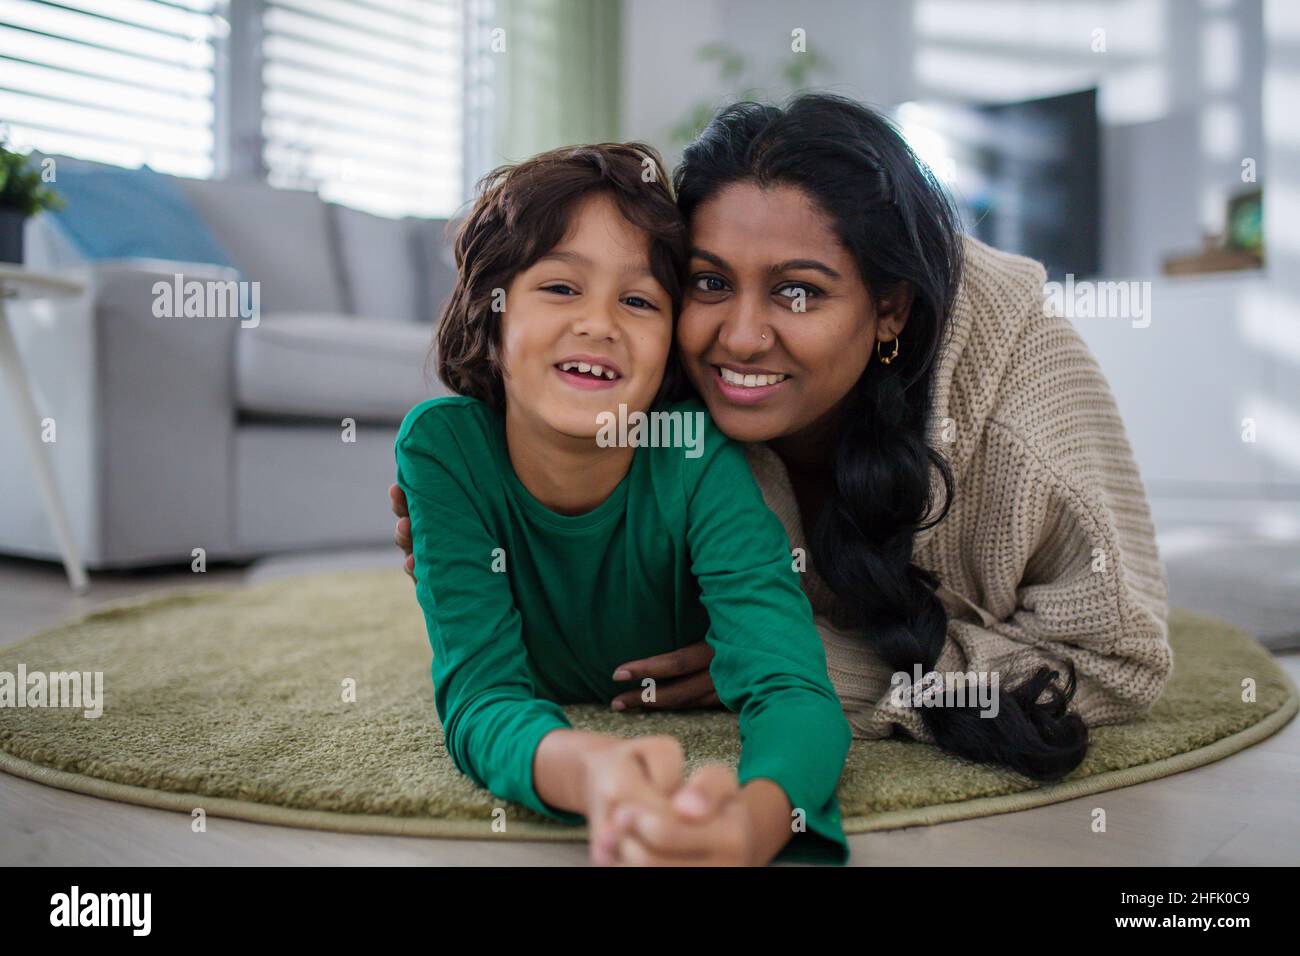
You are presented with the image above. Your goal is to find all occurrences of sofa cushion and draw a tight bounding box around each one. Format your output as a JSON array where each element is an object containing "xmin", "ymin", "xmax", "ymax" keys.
[
  {"xmin": 177, "ymin": 178, "xmax": 346, "ymax": 315},
  {"xmin": 35, "ymin": 154, "xmax": 233, "ymax": 266},
  {"xmin": 236, "ymin": 314, "xmax": 440, "ymax": 424},
  {"xmin": 330, "ymin": 204, "xmax": 422, "ymax": 324}
]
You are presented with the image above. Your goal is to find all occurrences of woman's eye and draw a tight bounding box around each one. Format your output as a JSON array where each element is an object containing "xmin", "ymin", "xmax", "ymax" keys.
[
  {"xmin": 776, "ymin": 283, "xmax": 820, "ymax": 304},
  {"xmin": 693, "ymin": 274, "xmax": 728, "ymax": 293}
]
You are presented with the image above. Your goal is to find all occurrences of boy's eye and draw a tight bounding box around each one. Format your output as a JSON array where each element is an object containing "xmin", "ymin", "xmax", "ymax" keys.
[
  {"xmin": 542, "ymin": 283, "xmax": 578, "ymax": 296},
  {"xmin": 623, "ymin": 295, "xmax": 657, "ymax": 310},
  {"xmin": 692, "ymin": 274, "xmax": 728, "ymax": 293}
]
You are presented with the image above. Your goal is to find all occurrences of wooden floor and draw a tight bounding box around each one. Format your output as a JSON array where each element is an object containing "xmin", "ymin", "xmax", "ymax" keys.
[{"xmin": 1, "ymin": 551, "xmax": 1297, "ymax": 866}]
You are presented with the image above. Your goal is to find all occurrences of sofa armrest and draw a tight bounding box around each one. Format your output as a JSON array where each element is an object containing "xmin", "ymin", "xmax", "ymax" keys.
[
  {"xmin": 0, "ymin": 260, "xmax": 244, "ymax": 567},
  {"xmin": 94, "ymin": 261, "xmax": 244, "ymax": 565}
]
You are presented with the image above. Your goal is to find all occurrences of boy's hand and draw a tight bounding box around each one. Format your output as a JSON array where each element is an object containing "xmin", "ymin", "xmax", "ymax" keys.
[
  {"xmin": 605, "ymin": 764, "xmax": 778, "ymax": 866},
  {"xmin": 609, "ymin": 643, "xmax": 722, "ymax": 712},
  {"xmin": 583, "ymin": 736, "xmax": 685, "ymax": 866},
  {"xmin": 389, "ymin": 483, "xmax": 416, "ymax": 582}
]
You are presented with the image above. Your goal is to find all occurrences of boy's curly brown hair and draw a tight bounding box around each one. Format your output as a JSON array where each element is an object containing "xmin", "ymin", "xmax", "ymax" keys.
[{"xmin": 431, "ymin": 142, "xmax": 689, "ymax": 410}]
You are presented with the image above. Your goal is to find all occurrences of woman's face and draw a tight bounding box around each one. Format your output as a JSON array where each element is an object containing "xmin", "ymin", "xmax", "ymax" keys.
[{"xmin": 676, "ymin": 181, "xmax": 909, "ymax": 448}]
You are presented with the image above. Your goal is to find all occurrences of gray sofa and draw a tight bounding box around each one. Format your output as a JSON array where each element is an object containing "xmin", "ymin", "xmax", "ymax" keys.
[{"xmin": 0, "ymin": 160, "xmax": 455, "ymax": 568}]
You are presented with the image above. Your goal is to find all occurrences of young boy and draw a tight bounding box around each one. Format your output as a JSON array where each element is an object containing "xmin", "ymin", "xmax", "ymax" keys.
[{"xmin": 396, "ymin": 142, "xmax": 850, "ymax": 865}]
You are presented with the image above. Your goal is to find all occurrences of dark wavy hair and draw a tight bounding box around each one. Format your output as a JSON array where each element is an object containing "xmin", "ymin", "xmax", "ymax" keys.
[
  {"xmin": 674, "ymin": 93, "xmax": 1088, "ymax": 780},
  {"xmin": 433, "ymin": 142, "xmax": 688, "ymax": 409}
]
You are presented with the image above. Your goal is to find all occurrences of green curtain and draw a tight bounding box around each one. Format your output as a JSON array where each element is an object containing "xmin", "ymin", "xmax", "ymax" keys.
[{"xmin": 491, "ymin": 0, "xmax": 622, "ymax": 162}]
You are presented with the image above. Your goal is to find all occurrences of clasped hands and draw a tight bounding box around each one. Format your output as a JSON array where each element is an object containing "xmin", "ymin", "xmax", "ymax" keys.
[
  {"xmin": 392, "ymin": 485, "xmax": 782, "ymax": 865},
  {"xmin": 582, "ymin": 735, "xmax": 780, "ymax": 866}
]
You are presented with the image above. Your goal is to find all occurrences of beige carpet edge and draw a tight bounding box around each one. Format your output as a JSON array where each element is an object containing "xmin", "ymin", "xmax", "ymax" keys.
[
  {"xmin": 0, "ymin": 752, "xmax": 587, "ymax": 843},
  {"xmin": 1, "ymin": 673, "xmax": 1293, "ymax": 845},
  {"xmin": 841, "ymin": 680, "xmax": 1298, "ymax": 834}
]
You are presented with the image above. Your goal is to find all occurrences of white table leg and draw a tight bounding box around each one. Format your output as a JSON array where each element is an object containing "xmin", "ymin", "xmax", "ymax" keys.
[{"xmin": 0, "ymin": 299, "xmax": 89, "ymax": 593}]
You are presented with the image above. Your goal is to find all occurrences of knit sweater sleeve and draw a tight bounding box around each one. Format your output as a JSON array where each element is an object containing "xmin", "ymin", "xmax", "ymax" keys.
[{"xmin": 861, "ymin": 300, "xmax": 1175, "ymax": 741}]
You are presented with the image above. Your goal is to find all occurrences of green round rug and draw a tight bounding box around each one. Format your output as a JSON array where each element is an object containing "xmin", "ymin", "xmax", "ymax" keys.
[{"xmin": 0, "ymin": 569, "xmax": 1294, "ymax": 840}]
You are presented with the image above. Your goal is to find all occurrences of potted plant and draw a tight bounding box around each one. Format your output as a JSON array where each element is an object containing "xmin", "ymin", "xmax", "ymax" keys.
[{"xmin": 0, "ymin": 137, "xmax": 64, "ymax": 264}]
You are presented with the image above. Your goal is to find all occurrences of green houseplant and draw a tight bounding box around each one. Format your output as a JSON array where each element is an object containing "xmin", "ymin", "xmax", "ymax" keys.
[
  {"xmin": 0, "ymin": 137, "xmax": 64, "ymax": 264},
  {"xmin": 666, "ymin": 43, "xmax": 833, "ymax": 148}
]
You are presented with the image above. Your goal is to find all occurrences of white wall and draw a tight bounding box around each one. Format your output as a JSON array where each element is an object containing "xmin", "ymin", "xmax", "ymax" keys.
[
  {"xmin": 619, "ymin": 0, "xmax": 1297, "ymax": 526},
  {"xmin": 1073, "ymin": 0, "xmax": 1297, "ymax": 528},
  {"xmin": 620, "ymin": 0, "xmax": 914, "ymax": 167},
  {"xmin": 624, "ymin": 0, "xmax": 1264, "ymax": 271}
]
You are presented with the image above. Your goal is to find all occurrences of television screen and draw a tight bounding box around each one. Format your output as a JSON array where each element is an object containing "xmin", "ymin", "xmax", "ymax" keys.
[{"xmin": 899, "ymin": 88, "xmax": 1101, "ymax": 281}]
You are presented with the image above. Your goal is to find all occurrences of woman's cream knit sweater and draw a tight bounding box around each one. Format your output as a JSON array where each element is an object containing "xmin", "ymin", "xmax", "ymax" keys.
[{"xmin": 746, "ymin": 236, "xmax": 1174, "ymax": 742}]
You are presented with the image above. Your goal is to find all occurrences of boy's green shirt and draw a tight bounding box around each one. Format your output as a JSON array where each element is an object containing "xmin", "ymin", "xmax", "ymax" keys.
[{"xmin": 395, "ymin": 395, "xmax": 851, "ymax": 864}]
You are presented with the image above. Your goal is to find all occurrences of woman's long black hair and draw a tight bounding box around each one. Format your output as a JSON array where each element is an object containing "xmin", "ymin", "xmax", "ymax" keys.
[{"xmin": 674, "ymin": 93, "xmax": 1088, "ymax": 780}]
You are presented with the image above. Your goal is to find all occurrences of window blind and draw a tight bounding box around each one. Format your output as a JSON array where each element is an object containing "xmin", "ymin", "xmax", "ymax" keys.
[
  {"xmin": 260, "ymin": 0, "xmax": 464, "ymax": 217},
  {"xmin": 0, "ymin": 0, "xmax": 222, "ymax": 178}
]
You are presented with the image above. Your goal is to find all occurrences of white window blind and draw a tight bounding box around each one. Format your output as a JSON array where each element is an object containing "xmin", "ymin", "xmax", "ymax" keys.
[
  {"xmin": 261, "ymin": 0, "xmax": 464, "ymax": 218},
  {"xmin": 0, "ymin": 0, "xmax": 223, "ymax": 178}
]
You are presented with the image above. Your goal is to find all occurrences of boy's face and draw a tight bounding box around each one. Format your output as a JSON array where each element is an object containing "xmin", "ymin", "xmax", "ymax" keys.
[{"xmin": 499, "ymin": 192, "xmax": 674, "ymax": 441}]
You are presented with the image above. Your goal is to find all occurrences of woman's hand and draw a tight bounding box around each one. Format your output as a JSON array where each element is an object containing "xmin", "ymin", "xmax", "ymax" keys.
[
  {"xmin": 603, "ymin": 765, "xmax": 784, "ymax": 866},
  {"xmin": 609, "ymin": 643, "xmax": 722, "ymax": 712},
  {"xmin": 582, "ymin": 735, "xmax": 686, "ymax": 866},
  {"xmin": 389, "ymin": 483, "xmax": 416, "ymax": 582}
]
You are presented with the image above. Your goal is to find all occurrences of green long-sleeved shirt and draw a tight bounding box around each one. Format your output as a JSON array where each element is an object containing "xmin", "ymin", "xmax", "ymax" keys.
[{"xmin": 395, "ymin": 395, "xmax": 851, "ymax": 864}]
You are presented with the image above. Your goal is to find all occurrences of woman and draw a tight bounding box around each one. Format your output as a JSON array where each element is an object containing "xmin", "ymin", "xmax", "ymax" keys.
[{"xmin": 391, "ymin": 92, "xmax": 1172, "ymax": 802}]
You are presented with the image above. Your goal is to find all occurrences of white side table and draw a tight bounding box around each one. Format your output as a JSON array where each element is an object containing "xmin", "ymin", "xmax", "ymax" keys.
[{"xmin": 0, "ymin": 264, "xmax": 89, "ymax": 593}]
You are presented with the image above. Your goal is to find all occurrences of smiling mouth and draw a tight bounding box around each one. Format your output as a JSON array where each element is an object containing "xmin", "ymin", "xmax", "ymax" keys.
[
  {"xmin": 709, "ymin": 364, "xmax": 791, "ymax": 405},
  {"xmin": 717, "ymin": 366, "xmax": 785, "ymax": 390},
  {"xmin": 555, "ymin": 360, "xmax": 621, "ymax": 382},
  {"xmin": 715, "ymin": 365, "xmax": 789, "ymax": 388}
]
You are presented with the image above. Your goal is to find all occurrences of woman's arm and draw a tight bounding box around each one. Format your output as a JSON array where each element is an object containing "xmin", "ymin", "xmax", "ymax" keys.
[
  {"xmin": 838, "ymin": 445, "xmax": 1173, "ymax": 741},
  {"xmin": 927, "ymin": 423, "xmax": 1171, "ymax": 726}
]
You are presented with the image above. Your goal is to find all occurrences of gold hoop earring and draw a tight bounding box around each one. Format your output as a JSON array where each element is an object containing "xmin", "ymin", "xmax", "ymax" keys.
[{"xmin": 877, "ymin": 337, "xmax": 900, "ymax": 365}]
